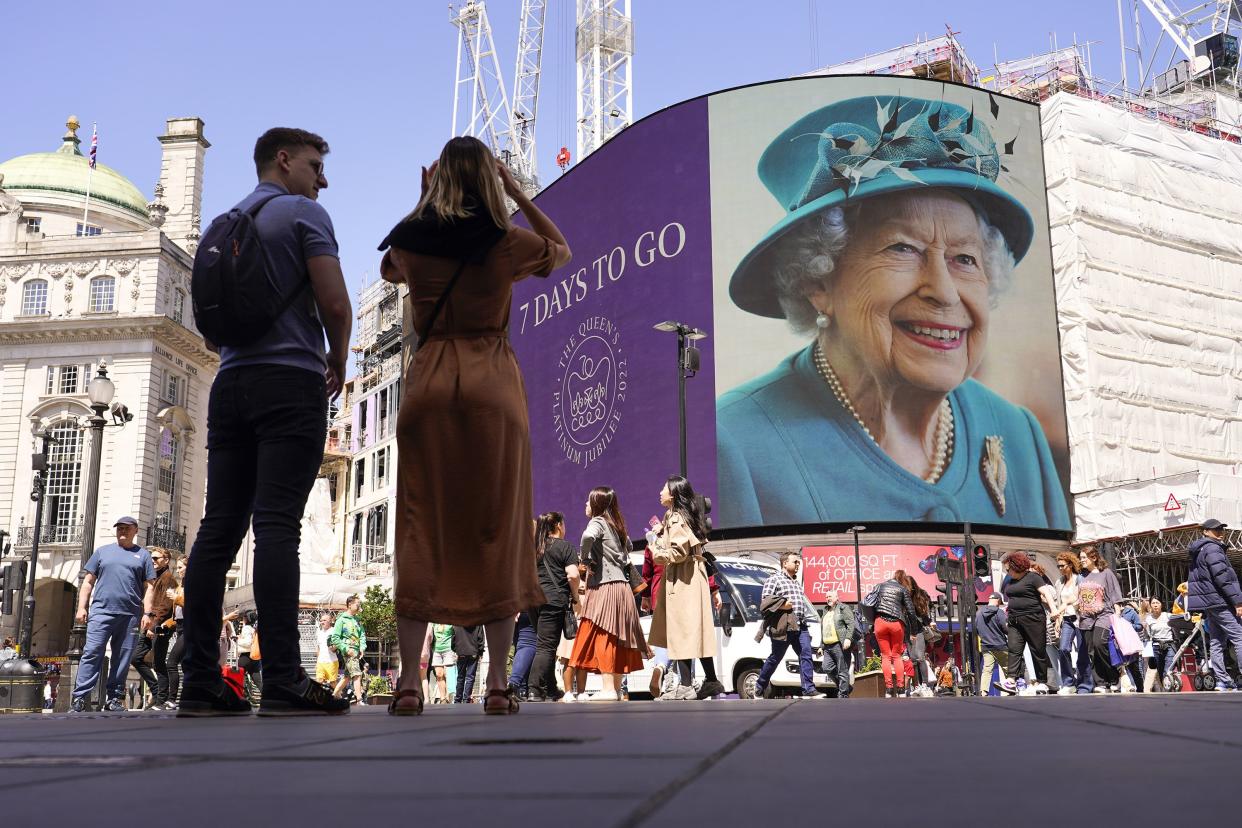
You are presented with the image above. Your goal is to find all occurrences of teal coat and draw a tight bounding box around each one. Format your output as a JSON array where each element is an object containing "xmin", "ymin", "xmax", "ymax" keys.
[{"xmin": 716, "ymin": 346, "xmax": 1071, "ymax": 531}]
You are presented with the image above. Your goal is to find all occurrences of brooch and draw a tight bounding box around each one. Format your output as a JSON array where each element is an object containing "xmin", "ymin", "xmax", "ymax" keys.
[{"xmin": 981, "ymin": 435, "xmax": 1007, "ymax": 516}]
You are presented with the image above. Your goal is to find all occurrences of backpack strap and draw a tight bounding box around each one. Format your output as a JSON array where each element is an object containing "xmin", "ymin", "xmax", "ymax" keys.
[
  {"xmin": 415, "ymin": 258, "xmax": 470, "ymax": 352},
  {"xmin": 243, "ymin": 192, "xmax": 310, "ymax": 326}
]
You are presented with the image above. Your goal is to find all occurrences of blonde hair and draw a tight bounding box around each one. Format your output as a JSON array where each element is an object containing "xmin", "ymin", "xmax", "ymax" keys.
[{"xmin": 407, "ymin": 136, "xmax": 511, "ymax": 231}]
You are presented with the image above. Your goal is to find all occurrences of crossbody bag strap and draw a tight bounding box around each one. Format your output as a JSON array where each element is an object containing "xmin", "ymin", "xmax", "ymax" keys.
[
  {"xmin": 415, "ymin": 258, "xmax": 470, "ymax": 352},
  {"xmin": 246, "ymin": 192, "xmax": 312, "ymax": 322}
]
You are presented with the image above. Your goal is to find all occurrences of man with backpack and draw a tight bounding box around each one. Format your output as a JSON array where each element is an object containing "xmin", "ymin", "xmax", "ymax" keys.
[{"xmin": 178, "ymin": 128, "xmax": 353, "ymax": 717}]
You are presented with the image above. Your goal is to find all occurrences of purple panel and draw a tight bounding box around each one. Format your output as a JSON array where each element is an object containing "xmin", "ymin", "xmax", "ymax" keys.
[{"xmin": 511, "ymin": 98, "xmax": 715, "ymax": 541}]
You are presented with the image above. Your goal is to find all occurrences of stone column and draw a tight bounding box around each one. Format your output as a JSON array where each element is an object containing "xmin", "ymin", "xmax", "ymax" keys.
[{"xmin": 156, "ymin": 118, "xmax": 209, "ymax": 253}]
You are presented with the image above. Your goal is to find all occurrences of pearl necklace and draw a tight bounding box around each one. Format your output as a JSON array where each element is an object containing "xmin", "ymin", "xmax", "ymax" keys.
[{"xmin": 813, "ymin": 341, "xmax": 954, "ymax": 484}]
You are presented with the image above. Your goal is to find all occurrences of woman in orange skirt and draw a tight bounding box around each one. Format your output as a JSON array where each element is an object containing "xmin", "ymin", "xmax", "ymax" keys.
[{"xmin": 567, "ymin": 487, "xmax": 647, "ymax": 702}]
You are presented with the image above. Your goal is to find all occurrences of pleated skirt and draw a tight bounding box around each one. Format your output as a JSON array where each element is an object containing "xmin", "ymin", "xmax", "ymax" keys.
[{"xmin": 567, "ymin": 581, "xmax": 647, "ymax": 675}]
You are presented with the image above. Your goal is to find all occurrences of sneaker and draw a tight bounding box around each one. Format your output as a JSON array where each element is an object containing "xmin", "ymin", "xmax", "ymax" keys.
[
  {"xmin": 258, "ymin": 672, "xmax": 350, "ymax": 717},
  {"xmin": 1092, "ymin": 687, "xmax": 1109, "ymax": 694},
  {"xmin": 69, "ymin": 696, "xmax": 89, "ymax": 713},
  {"xmin": 1056, "ymin": 686, "xmax": 1075, "ymax": 695},
  {"xmin": 798, "ymin": 692, "xmax": 826, "ymax": 700},
  {"xmin": 160, "ymin": 701, "xmax": 179, "ymax": 711},
  {"xmin": 589, "ymin": 691, "xmax": 620, "ymax": 702},
  {"xmin": 560, "ymin": 692, "xmax": 579, "ymax": 703},
  {"xmin": 177, "ymin": 681, "xmax": 252, "ymax": 717},
  {"xmin": 997, "ymin": 679, "xmax": 1018, "ymax": 695},
  {"xmin": 1109, "ymin": 684, "xmax": 1121, "ymax": 693},
  {"xmin": 648, "ymin": 665, "xmax": 664, "ymax": 697},
  {"xmin": 1032, "ymin": 683, "xmax": 1049, "ymax": 695},
  {"xmin": 103, "ymin": 698, "xmax": 127, "ymax": 712},
  {"xmin": 697, "ymin": 679, "xmax": 726, "ymax": 700},
  {"xmin": 660, "ymin": 670, "xmax": 679, "ymax": 696}
]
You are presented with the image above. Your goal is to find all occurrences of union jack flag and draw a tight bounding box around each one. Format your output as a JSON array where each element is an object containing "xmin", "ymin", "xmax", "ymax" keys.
[{"xmin": 88, "ymin": 124, "xmax": 98, "ymax": 169}]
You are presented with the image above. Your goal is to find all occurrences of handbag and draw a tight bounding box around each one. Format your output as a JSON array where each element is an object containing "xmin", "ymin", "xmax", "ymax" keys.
[
  {"xmin": 1110, "ymin": 612, "xmax": 1143, "ymax": 657},
  {"xmin": 624, "ymin": 558, "xmax": 647, "ymax": 594},
  {"xmin": 540, "ymin": 551, "xmax": 578, "ymax": 640}
]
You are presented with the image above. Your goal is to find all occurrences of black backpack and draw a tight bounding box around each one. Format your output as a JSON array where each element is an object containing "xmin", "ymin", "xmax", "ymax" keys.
[{"xmin": 191, "ymin": 192, "xmax": 307, "ymax": 347}]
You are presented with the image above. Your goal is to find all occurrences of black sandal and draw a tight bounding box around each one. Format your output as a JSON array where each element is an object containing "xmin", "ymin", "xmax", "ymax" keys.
[
  {"xmin": 388, "ymin": 688, "xmax": 424, "ymax": 716},
  {"xmin": 483, "ymin": 687, "xmax": 520, "ymax": 715}
]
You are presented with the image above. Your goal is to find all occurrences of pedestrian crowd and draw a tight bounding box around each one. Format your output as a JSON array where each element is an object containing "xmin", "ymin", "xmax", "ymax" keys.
[{"xmin": 52, "ymin": 126, "xmax": 1242, "ymax": 717}]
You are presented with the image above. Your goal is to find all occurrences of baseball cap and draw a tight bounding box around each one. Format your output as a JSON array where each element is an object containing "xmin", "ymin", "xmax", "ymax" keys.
[
  {"xmin": 1201, "ymin": 518, "xmax": 1228, "ymax": 531},
  {"xmin": 113, "ymin": 516, "xmax": 139, "ymax": 527},
  {"xmin": 990, "ymin": 593, "xmax": 1004, "ymax": 601}
]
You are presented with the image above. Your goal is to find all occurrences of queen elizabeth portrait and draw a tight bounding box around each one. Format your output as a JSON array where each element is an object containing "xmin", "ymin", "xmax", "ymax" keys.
[{"xmin": 716, "ymin": 93, "xmax": 1072, "ymax": 531}]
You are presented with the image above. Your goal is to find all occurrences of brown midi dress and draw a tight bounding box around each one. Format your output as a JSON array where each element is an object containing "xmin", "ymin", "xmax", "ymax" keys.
[{"xmin": 386, "ymin": 226, "xmax": 556, "ymax": 625}]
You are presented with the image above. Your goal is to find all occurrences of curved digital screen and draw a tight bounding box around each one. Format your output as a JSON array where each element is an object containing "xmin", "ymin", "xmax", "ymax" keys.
[{"xmin": 511, "ymin": 75, "xmax": 1071, "ymax": 539}]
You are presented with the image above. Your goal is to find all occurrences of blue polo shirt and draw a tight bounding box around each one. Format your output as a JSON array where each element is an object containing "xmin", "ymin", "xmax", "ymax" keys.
[
  {"xmin": 84, "ymin": 543, "xmax": 156, "ymax": 616},
  {"xmin": 218, "ymin": 181, "xmax": 340, "ymax": 376}
]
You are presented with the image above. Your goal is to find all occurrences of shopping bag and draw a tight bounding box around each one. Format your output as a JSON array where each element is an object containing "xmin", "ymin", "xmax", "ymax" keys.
[
  {"xmin": 1111, "ymin": 613, "xmax": 1143, "ymax": 657},
  {"xmin": 221, "ymin": 665, "xmax": 247, "ymax": 699},
  {"xmin": 1108, "ymin": 634, "xmax": 1127, "ymax": 667}
]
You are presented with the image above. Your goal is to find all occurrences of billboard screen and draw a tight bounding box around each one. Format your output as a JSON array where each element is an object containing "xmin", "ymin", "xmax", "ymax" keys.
[
  {"xmin": 800, "ymin": 544, "xmax": 997, "ymax": 604},
  {"xmin": 511, "ymin": 76, "xmax": 1071, "ymax": 540}
]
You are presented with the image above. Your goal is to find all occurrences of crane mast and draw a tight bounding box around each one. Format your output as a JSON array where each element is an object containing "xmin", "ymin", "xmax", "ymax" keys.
[
  {"xmin": 576, "ymin": 0, "xmax": 634, "ymax": 162},
  {"xmin": 450, "ymin": 2, "xmax": 512, "ymax": 165},
  {"xmin": 509, "ymin": 0, "xmax": 548, "ymax": 189}
]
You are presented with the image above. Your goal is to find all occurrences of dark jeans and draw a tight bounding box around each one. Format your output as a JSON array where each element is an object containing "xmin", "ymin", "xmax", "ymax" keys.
[
  {"xmin": 182, "ymin": 366, "xmax": 327, "ymax": 688},
  {"xmin": 508, "ymin": 611, "xmax": 536, "ymax": 692},
  {"xmin": 1150, "ymin": 641, "xmax": 1177, "ymax": 681},
  {"xmin": 132, "ymin": 626, "xmax": 173, "ymax": 703},
  {"xmin": 1085, "ymin": 623, "xmax": 1120, "ymax": 687},
  {"xmin": 757, "ymin": 627, "xmax": 816, "ymax": 696},
  {"xmin": 529, "ymin": 603, "xmax": 568, "ymax": 696},
  {"xmin": 1058, "ymin": 621, "xmax": 1082, "ymax": 688},
  {"xmin": 167, "ymin": 622, "xmax": 185, "ymax": 702},
  {"xmin": 455, "ymin": 656, "xmax": 479, "ymax": 703},
  {"xmin": 1005, "ymin": 613, "xmax": 1050, "ymax": 683},
  {"xmin": 821, "ymin": 640, "xmax": 852, "ymax": 697}
]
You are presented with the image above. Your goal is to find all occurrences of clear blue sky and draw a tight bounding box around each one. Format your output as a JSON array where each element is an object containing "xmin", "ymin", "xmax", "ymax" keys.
[{"xmin": 4, "ymin": 0, "xmax": 1139, "ymax": 314}]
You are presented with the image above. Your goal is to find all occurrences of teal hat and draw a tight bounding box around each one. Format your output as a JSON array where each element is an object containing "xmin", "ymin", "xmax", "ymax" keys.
[{"xmin": 729, "ymin": 95, "xmax": 1035, "ymax": 319}]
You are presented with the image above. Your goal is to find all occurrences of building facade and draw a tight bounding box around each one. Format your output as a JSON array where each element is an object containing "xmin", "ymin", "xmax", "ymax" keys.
[{"xmin": 0, "ymin": 116, "xmax": 214, "ymax": 655}]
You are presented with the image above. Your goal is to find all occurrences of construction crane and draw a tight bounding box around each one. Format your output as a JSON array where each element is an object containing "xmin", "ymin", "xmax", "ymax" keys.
[
  {"xmin": 1125, "ymin": 0, "xmax": 1241, "ymax": 92},
  {"xmin": 576, "ymin": 0, "xmax": 634, "ymax": 161},
  {"xmin": 450, "ymin": 0, "xmax": 634, "ymax": 186},
  {"xmin": 450, "ymin": 0, "xmax": 545, "ymax": 192}
]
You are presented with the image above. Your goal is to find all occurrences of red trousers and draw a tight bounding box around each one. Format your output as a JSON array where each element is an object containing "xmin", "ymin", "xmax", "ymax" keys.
[{"xmin": 873, "ymin": 617, "xmax": 907, "ymax": 689}]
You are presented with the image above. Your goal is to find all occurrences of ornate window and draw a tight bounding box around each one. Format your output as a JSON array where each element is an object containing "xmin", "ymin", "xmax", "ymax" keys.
[
  {"xmin": 21, "ymin": 279, "xmax": 48, "ymax": 315},
  {"xmin": 160, "ymin": 369, "xmax": 183, "ymax": 407},
  {"xmin": 173, "ymin": 288, "xmax": 185, "ymax": 324},
  {"xmin": 88, "ymin": 276, "xmax": 115, "ymax": 312},
  {"xmin": 45, "ymin": 421, "xmax": 84, "ymax": 542}
]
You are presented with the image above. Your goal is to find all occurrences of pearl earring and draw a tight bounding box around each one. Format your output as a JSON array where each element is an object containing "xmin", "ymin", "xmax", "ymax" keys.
[{"xmin": 816, "ymin": 312, "xmax": 830, "ymax": 330}]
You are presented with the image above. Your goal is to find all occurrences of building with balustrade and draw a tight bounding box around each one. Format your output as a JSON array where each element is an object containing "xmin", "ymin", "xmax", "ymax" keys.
[{"xmin": 0, "ymin": 115, "xmax": 213, "ymax": 655}]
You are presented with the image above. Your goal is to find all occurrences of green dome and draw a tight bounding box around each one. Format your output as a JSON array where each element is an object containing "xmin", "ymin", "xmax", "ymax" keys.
[{"xmin": 0, "ymin": 121, "xmax": 149, "ymax": 220}]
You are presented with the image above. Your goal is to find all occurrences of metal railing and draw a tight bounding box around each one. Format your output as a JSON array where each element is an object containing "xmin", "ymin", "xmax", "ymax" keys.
[
  {"xmin": 14, "ymin": 523, "xmax": 84, "ymax": 547},
  {"xmin": 146, "ymin": 526, "xmax": 187, "ymax": 553}
]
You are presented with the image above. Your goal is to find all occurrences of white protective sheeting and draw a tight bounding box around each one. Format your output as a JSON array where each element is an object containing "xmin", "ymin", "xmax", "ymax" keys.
[{"xmin": 1042, "ymin": 93, "xmax": 1242, "ymax": 540}]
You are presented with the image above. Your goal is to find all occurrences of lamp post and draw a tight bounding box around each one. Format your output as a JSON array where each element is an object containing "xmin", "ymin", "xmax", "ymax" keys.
[
  {"xmin": 56, "ymin": 365, "xmax": 116, "ymax": 712},
  {"xmin": 0, "ymin": 427, "xmax": 55, "ymax": 713},
  {"xmin": 850, "ymin": 524, "xmax": 867, "ymax": 659},
  {"xmin": 653, "ymin": 320, "xmax": 707, "ymax": 478}
]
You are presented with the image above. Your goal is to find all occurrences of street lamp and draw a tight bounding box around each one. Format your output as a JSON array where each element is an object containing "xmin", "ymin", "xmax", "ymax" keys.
[
  {"xmin": 57, "ymin": 364, "xmax": 126, "ymax": 712},
  {"xmin": 850, "ymin": 525, "xmax": 867, "ymax": 660},
  {"xmin": 653, "ymin": 320, "xmax": 707, "ymax": 478},
  {"xmin": 0, "ymin": 426, "xmax": 56, "ymax": 713}
]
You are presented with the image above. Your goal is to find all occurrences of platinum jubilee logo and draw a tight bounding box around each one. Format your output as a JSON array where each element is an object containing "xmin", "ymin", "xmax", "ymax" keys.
[{"xmin": 553, "ymin": 315, "xmax": 627, "ymax": 468}]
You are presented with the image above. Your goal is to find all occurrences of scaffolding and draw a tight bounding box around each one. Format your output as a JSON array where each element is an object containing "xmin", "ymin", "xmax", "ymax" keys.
[
  {"xmin": 803, "ymin": 30, "xmax": 981, "ymax": 85},
  {"xmin": 1076, "ymin": 526, "xmax": 1242, "ymax": 605}
]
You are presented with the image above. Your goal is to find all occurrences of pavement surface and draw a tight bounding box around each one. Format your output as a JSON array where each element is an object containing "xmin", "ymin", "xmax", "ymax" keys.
[{"xmin": 0, "ymin": 694, "xmax": 1238, "ymax": 825}]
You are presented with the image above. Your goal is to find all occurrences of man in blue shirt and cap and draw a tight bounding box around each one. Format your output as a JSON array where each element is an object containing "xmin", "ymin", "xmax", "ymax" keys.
[{"xmin": 70, "ymin": 516, "xmax": 156, "ymax": 712}]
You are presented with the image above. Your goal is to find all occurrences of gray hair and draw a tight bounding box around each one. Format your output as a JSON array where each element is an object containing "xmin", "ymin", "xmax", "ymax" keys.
[{"xmin": 772, "ymin": 201, "xmax": 1017, "ymax": 335}]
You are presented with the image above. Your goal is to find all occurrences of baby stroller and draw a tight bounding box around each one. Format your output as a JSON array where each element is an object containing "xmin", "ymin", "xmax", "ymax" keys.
[{"xmin": 1166, "ymin": 616, "xmax": 1214, "ymax": 692}]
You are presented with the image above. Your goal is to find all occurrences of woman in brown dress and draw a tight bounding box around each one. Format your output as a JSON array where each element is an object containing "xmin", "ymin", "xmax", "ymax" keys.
[{"xmin": 378, "ymin": 137, "xmax": 571, "ymax": 715}]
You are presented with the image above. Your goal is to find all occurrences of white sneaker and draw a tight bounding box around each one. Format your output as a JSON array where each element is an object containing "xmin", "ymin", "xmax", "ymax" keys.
[
  {"xmin": 1032, "ymin": 683, "xmax": 1049, "ymax": 695},
  {"xmin": 1056, "ymin": 686, "xmax": 1075, "ymax": 695},
  {"xmin": 661, "ymin": 671, "xmax": 679, "ymax": 696},
  {"xmin": 590, "ymin": 691, "xmax": 620, "ymax": 702},
  {"xmin": 560, "ymin": 692, "xmax": 578, "ymax": 703}
]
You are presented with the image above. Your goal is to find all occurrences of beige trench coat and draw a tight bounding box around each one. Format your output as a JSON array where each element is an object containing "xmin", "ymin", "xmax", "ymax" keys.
[{"xmin": 647, "ymin": 511, "xmax": 715, "ymax": 660}]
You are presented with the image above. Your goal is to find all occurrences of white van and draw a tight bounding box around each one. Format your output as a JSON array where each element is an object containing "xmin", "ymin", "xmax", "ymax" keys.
[{"xmin": 581, "ymin": 555, "xmax": 839, "ymax": 699}]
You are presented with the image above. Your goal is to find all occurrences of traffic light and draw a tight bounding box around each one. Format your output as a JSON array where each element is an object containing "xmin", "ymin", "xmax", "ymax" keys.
[
  {"xmin": 1, "ymin": 560, "xmax": 27, "ymax": 616},
  {"xmin": 935, "ymin": 582, "xmax": 951, "ymax": 619},
  {"xmin": 971, "ymin": 543, "xmax": 991, "ymax": 578},
  {"xmin": 695, "ymin": 494, "xmax": 713, "ymax": 533}
]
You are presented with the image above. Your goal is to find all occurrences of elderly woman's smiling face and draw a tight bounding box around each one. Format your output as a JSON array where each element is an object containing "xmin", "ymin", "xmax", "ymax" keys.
[{"xmin": 811, "ymin": 190, "xmax": 990, "ymax": 396}]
